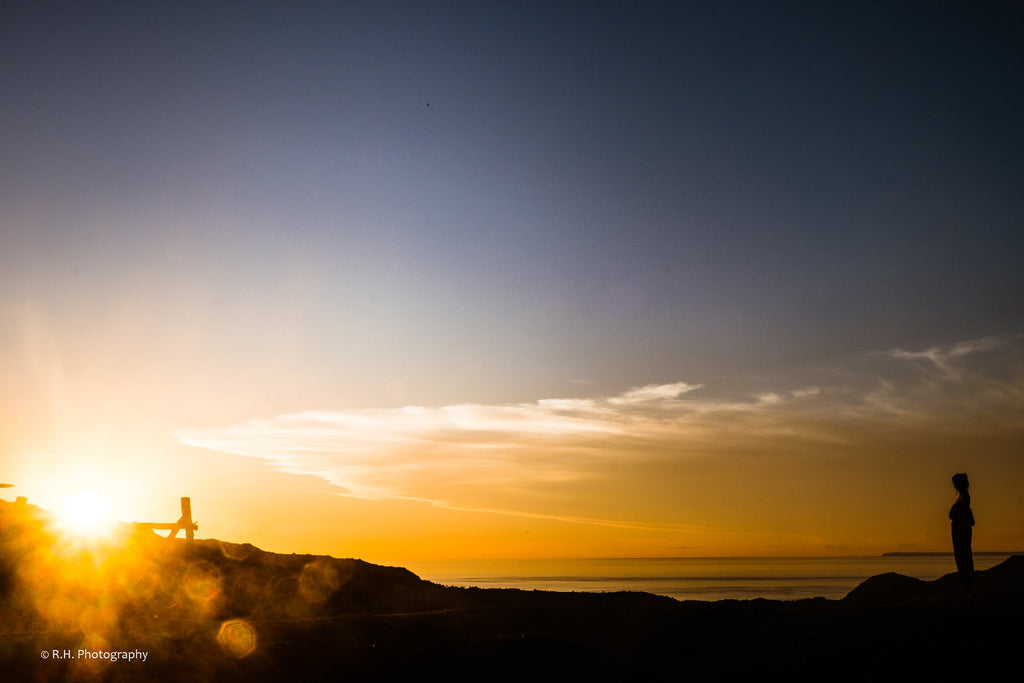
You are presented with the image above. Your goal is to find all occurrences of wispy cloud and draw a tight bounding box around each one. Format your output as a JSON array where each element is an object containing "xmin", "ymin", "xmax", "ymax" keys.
[
  {"xmin": 175, "ymin": 384, "xmax": 703, "ymax": 501},
  {"xmin": 176, "ymin": 336, "xmax": 1024, "ymax": 524},
  {"xmin": 885, "ymin": 336, "xmax": 1007, "ymax": 378},
  {"xmin": 874, "ymin": 334, "xmax": 1024, "ymax": 416},
  {"xmin": 607, "ymin": 382, "xmax": 702, "ymax": 405}
]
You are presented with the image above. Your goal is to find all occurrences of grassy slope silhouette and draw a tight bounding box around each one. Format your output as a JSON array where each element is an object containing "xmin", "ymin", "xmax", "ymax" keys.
[{"xmin": 2, "ymin": 499, "xmax": 1021, "ymax": 680}]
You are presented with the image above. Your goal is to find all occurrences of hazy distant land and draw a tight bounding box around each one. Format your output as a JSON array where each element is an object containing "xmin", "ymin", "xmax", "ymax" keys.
[
  {"xmin": 881, "ymin": 550, "xmax": 1024, "ymax": 557},
  {"xmin": 2, "ymin": 500, "xmax": 1021, "ymax": 681}
]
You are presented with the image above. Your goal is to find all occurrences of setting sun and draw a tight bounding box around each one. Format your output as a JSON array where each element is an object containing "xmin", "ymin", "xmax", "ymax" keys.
[{"xmin": 59, "ymin": 490, "xmax": 114, "ymax": 537}]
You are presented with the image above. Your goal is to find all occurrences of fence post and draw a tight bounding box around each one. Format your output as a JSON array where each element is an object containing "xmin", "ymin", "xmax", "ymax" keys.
[{"xmin": 180, "ymin": 497, "xmax": 195, "ymax": 541}]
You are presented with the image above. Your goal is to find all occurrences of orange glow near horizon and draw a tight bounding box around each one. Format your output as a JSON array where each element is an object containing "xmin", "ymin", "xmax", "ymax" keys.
[{"xmin": 4, "ymin": 336, "xmax": 1024, "ymax": 565}]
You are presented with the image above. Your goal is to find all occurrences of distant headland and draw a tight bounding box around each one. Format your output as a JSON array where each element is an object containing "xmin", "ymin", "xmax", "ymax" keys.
[{"xmin": 882, "ymin": 551, "xmax": 1024, "ymax": 557}]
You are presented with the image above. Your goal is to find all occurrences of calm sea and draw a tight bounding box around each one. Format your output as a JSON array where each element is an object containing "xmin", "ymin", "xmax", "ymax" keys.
[{"xmin": 406, "ymin": 555, "xmax": 1016, "ymax": 602}]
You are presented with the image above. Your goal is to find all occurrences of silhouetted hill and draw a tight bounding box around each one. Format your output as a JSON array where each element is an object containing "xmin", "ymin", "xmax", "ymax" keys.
[
  {"xmin": 843, "ymin": 554, "xmax": 1024, "ymax": 606},
  {"xmin": 2, "ymin": 500, "xmax": 1021, "ymax": 680}
]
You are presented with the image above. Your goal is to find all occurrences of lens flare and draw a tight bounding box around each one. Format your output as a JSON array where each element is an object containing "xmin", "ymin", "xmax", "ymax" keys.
[{"xmin": 217, "ymin": 619, "xmax": 258, "ymax": 658}]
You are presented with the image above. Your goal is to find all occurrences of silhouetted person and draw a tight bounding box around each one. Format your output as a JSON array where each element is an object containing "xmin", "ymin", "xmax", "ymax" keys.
[{"xmin": 949, "ymin": 473, "xmax": 974, "ymax": 590}]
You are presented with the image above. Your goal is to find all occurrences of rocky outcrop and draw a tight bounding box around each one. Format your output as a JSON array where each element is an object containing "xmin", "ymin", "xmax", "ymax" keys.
[{"xmin": 842, "ymin": 554, "xmax": 1024, "ymax": 606}]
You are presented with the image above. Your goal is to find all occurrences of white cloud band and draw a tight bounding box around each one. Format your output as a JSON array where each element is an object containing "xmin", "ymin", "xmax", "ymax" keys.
[{"xmin": 176, "ymin": 337, "xmax": 1024, "ymax": 521}]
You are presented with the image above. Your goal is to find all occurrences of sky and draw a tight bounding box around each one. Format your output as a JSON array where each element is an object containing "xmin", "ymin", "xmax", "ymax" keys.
[{"xmin": 2, "ymin": 1, "xmax": 1023, "ymax": 562}]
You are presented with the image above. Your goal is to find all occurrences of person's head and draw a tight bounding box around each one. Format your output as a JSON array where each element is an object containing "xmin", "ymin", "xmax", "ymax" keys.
[{"xmin": 952, "ymin": 472, "xmax": 970, "ymax": 494}]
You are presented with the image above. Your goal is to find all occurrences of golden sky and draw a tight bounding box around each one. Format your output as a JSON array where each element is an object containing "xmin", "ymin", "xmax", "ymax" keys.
[{"xmin": 5, "ymin": 332, "xmax": 1023, "ymax": 562}]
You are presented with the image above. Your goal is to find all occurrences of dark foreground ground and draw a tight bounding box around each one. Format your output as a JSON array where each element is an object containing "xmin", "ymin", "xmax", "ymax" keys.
[{"xmin": 2, "ymin": 500, "xmax": 1021, "ymax": 681}]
